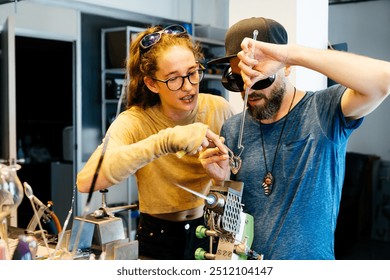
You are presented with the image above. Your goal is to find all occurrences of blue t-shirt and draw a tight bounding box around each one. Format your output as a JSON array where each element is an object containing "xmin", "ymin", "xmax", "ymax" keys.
[{"xmin": 220, "ymin": 84, "xmax": 363, "ymax": 260}]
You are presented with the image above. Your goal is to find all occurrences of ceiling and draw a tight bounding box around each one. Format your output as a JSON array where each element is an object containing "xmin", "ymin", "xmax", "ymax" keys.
[
  {"xmin": 0, "ymin": 0, "xmax": 386, "ymax": 6},
  {"xmin": 329, "ymin": 0, "xmax": 383, "ymax": 4}
]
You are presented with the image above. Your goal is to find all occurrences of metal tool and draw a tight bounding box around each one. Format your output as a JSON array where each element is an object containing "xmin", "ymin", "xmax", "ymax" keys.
[
  {"xmin": 175, "ymin": 181, "xmax": 262, "ymax": 260},
  {"xmin": 68, "ymin": 186, "xmax": 138, "ymax": 259},
  {"xmin": 232, "ymin": 29, "xmax": 259, "ymax": 174},
  {"xmin": 23, "ymin": 182, "xmax": 52, "ymax": 258},
  {"xmin": 226, "ymin": 146, "xmax": 242, "ymax": 175},
  {"xmin": 24, "ymin": 192, "xmax": 61, "ymax": 235},
  {"xmin": 194, "ymin": 181, "xmax": 263, "ymax": 260},
  {"xmin": 91, "ymin": 189, "xmax": 138, "ymax": 219}
]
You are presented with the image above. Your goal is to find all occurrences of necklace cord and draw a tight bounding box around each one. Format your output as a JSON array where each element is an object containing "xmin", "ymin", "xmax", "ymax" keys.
[{"xmin": 260, "ymin": 87, "xmax": 296, "ymax": 174}]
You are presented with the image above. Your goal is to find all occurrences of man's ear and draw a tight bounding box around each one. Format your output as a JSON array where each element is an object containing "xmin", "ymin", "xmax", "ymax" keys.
[{"xmin": 144, "ymin": 76, "xmax": 159, "ymax": 93}]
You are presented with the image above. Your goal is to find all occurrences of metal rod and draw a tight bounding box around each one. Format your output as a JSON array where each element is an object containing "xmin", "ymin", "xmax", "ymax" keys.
[{"xmin": 236, "ymin": 30, "xmax": 258, "ymax": 153}]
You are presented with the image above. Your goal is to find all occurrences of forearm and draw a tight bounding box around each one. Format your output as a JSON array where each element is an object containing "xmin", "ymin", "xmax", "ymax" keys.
[
  {"xmin": 240, "ymin": 38, "xmax": 390, "ymax": 118},
  {"xmin": 76, "ymin": 123, "xmax": 208, "ymax": 193},
  {"xmin": 76, "ymin": 147, "xmax": 114, "ymax": 192},
  {"xmin": 77, "ymin": 139, "xmax": 162, "ymax": 193},
  {"xmin": 240, "ymin": 38, "xmax": 390, "ymax": 98},
  {"xmin": 287, "ymin": 44, "xmax": 390, "ymax": 98}
]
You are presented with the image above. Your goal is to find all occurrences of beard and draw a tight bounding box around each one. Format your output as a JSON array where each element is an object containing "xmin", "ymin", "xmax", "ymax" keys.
[{"xmin": 247, "ymin": 84, "xmax": 285, "ymax": 120}]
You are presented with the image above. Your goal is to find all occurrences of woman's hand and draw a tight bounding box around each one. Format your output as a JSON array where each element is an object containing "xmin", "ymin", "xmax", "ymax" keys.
[{"xmin": 198, "ymin": 138, "xmax": 230, "ymax": 183}]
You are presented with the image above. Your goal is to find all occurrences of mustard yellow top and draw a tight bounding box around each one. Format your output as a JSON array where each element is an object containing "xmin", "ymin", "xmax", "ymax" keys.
[{"xmin": 82, "ymin": 94, "xmax": 234, "ymax": 214}]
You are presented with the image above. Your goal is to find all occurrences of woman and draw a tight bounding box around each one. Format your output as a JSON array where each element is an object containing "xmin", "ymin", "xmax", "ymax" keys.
[{"xmin": 76, "ymin": 24, "xmax": 234, "ymax": 259}]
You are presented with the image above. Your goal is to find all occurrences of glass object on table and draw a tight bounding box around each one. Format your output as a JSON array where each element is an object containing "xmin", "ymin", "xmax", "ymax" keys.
[{"xmin": 0, "ymin": 163, "xmax": 24, "ymax": 259}]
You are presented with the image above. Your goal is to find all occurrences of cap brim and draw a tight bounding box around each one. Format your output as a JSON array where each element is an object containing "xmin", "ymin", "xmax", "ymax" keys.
[{"xmin": 207, "ymin": 54, "xmax": 236, "ymax": 65}]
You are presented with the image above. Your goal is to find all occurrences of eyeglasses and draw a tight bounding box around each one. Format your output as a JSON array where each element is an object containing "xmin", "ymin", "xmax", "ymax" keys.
[
  {"xmin": 152, "ymin": 66, "xmax": 205, "ymax": 91},
  {"xmin": 140, "ymin": 24, "xmax": 187, "ymax": 50},
  {"xmin": 221, "ymin": 67, "xmax": 275, "ymax": 92}
]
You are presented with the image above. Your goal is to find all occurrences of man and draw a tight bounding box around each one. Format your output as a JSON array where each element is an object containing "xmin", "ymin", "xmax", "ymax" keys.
[{"xmin": 207, "ymin": 17, "xmax": 390, "ymax": 259}]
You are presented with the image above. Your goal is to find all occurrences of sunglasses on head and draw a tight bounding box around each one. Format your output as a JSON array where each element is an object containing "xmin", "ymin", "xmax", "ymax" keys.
[
  {"xmin": 221, "ymin": 66, "xmax": 275, "ymax": 92},
  {"xmin": 140, "ymin": 24, "xmax": 187, "ymax": 50}
]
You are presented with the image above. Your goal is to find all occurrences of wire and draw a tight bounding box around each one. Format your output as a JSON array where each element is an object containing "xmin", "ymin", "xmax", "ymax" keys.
[
  {"xmin": 51, "ymin": 212, "xmax": 62, "ymax": 233},
  {"xmin": 86, "ymin": 134, "xmax": 110, "ymax": 205},
  {"xmin": 52, "ymin": 184, "xmax": 76, "ymax": 259}
]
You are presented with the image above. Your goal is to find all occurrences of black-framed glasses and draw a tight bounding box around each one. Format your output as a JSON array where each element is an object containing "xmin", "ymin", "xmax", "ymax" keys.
[
  {"xmin": 152, "ymin": 65, "xmax": 205, "ymax": 91},
  {"xmin": 140, "ymin": 24, "xmax": 187, "ymax": 50},
  {"xmin": 221, "ymin": 66, "xmax": 275, "ymax": 92}
]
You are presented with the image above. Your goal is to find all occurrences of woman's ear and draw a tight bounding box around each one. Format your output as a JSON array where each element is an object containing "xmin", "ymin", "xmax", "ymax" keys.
[{"xmin": 144, "ymin": 76, "xmax": 159, "ymax": 93}]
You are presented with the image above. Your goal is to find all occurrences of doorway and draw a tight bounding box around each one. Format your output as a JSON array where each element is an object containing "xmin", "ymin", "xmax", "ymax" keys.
[{"xmin": 15, "ymin": 36, "xmax": 74, "ymax": 230}]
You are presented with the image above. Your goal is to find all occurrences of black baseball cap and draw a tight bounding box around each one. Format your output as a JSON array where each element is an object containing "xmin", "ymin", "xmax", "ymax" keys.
[{"xmin": 208, "ymin": 17, "xmax": 288, "ymax": 65}]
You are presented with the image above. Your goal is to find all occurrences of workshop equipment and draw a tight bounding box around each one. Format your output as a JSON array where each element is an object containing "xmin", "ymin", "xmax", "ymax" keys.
[
  {"xmin": 194, "ymin": 181, "xmax": 263, "ymax": 260},
  {"xmin": 69, "ymin": 189, "xmax": 138, "ymax": 259}
]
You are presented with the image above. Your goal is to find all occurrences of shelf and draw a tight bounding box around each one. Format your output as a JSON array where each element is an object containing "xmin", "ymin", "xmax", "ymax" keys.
[
  {"xmin": 101, "ymin": 25, "xmax": 145, "ymax": 134},
  {"xmin": 103, "ymin": 68, "xmax": 125, "ymax": 74},
  {"xmin": 104, "ymin": 99, "xmax": 121, "ymax": 104},
  {"xmin": 194, "ymin": 36, "xmax": 225, "ymax": 46}
]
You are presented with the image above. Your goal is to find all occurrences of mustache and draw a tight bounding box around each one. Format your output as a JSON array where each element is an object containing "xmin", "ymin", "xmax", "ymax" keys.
[{"xmin": 244, "ymin": 92, "xmax": 266, "ymax": 100}]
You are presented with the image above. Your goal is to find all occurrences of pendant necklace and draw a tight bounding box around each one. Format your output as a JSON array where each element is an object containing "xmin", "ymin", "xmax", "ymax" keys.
[{"xmin": 260, "ymin": 87, "xmax": 296, "ymax": 196}]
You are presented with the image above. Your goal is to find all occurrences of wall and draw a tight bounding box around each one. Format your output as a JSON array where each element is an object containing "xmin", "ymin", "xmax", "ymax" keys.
[
  {"xmin": 227, "ymin": 0, "xmax": 329, "ymax": 112},
  {"xmin": 329, "ymin": 0, "xmax": 390, "ymax": 160},
  {"xmin": 227, "ymin": 0, "xmax": 390, "ymax": 161},
  {"xmin": 9, "ymin": 0, "xmax": 228, "ymax": 28},
  {"xmin": 0, "ymin": 2, "xmax": 78, "ymax": 40}
]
